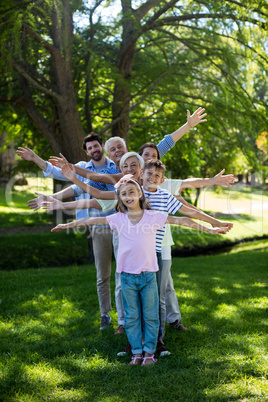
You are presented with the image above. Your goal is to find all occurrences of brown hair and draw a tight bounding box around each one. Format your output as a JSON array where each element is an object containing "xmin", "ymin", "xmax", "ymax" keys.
[
  {"xmin": 116, "ymin": 179, "xmax": 151, "ymax": 213},
  {"xmin": 83, "ymin": 132, "xmax": 103, "ymax": 150},
  {"xmin": 143, "ymin": 159, "xmax": 166, "ymax": 175},
  {"xmin": 139, "ymin": 142, "xmax": 160, "ymax": 160}
]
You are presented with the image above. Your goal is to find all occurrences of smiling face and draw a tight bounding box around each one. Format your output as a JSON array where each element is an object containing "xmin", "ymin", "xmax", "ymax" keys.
[
  {"xmin": 141, "ymin": 166, "xmax": 165, "ymax": 192},
  {"xmin": 107, "ymin": 139, "xmax": 127, "ymax": 165},
  {"xmin": 85, "ymin": 140, "xmax": 104, "ymax": 162},
  {"xmin": 121, "ymin": 156, "xmax": 142, "ymax": 181},
  {"xmin": 140, "ymin": 146, "xmax": 159, "ymax": 162},
  {"xmin": 119, "ymin": 182, "xmax": 142, "ymax": 210}
]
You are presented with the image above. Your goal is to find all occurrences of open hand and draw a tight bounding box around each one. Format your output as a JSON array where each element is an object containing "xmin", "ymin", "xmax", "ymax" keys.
[
  {"xmin": 213, "ymin": 169, "xmax": 236, "ymax": 187},
  {"xmin": 187, "ymin": 107, "xmax": 207, "ymax": 128},
  {"xmin": 16, "ymin": 147, "xmax": 35, "ymax": 161},
  {"xmin": 212, "ymin": 220, "xmax": 233, "ymax": 232},
  {"xmin": 210, "ymin": 227, "xmax": 228, "ymax": 235},
  {"xmin": 62, "ymin": 163, "xmax": 76, "ymax": 182},
  {"xmin": 48, "ymin": 156, "xmax": 65, "ymax": 168},
  {"xmin": 41, "ymin": 197, "xmax": 63, "ymax": 211},
  {"xmin": 51, "ymin": 224, "xmax": 67, "ymax": 232},
  {"xmin": 27, "ymin": 192, "xmax": 49, "ymax": 211}
]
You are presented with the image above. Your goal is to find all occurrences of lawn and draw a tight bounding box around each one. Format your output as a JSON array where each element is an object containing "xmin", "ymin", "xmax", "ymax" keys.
[
  {"xmin": 0, "ymin": 176, "xmax": 55, "ymax": 229},
  {"xmin": 0, "ymin": 247, "xmax": 267, "ymax": 401}
]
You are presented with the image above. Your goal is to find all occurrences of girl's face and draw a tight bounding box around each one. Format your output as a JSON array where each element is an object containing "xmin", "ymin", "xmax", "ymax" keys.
[
  {"xmin": 140, "ymin": 147, "xmax": 158, "ymax": 162},
  {"xmin": 121, "ymin": 156, "xmax": 141, "ymax": 181},
  {"xmin": 119, "ymin": 183, "xmax": 141, "ymax": 210}
]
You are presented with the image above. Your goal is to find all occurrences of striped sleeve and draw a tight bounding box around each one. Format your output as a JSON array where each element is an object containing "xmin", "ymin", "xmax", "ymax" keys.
[{"xmin": 166, "ymin": 193, "xmax": 183, "ymax": 214}]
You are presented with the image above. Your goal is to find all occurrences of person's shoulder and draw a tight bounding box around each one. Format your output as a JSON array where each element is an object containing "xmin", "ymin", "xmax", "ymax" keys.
[
  {"xmin": 156, "ymin": 187, "xmax": 170, "ymax": 196},
  {"xmin": 145, "ymin": 209, "xmax": 165, "ymax": 217},
  {"xmin": 105, "ymin": 158, "xmax": 119, "ymax": 171},
  {"xmin": 108, "ymin": 211, "xmax": 123, "ymax": 221},
  {"xmin": 75, "ymin": 160, "xmax": 90, "ymax": 167},
  {"xmin": 144, "ymin": 209, "xmax": 168, "ymax": 221}
]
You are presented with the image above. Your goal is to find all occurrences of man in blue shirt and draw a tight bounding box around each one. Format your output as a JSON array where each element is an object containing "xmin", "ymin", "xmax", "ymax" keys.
[{"xmin": 17, "ymin": 133, "xmax": 122, "ymax": 330}]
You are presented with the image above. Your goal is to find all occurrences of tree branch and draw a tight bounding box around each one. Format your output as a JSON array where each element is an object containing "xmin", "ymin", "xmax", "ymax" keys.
[
  {"xmin": 13, "ymin": 62, "xmax": 63, "ymax": 102},
  {"xmin": 134, "ymin": 0, "xmax": 162, "ymax": 20},
  {"xmin": 137, "ymin": 0, "xmax": 178, "ymax": 30},
  {"xmin": 159, "ymin": 23, "xmax": 268, "ymax": 64},
  {"xmin": 144, "ymin": 12, "xmax": 267, "ymax": 32},
  {"xmin": 21, "ymin": 23, "xmax": 57, "ymax": 56}
]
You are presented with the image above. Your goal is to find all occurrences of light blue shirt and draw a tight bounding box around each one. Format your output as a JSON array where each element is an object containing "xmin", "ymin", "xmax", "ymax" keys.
[{"xmin": 43, "ymin": 158, "xmax": 119, "ymax": 225}]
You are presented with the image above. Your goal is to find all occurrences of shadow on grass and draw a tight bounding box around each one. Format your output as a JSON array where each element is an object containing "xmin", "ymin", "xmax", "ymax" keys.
[{"xmin": 0, "ymin": 251, "xmax": 267, "ymax": 401}]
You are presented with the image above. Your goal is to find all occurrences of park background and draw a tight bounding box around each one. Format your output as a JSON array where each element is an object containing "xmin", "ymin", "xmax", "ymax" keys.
[{"xmin": 0, "ymin": 0, "xmax": 267, "ymax": 401}]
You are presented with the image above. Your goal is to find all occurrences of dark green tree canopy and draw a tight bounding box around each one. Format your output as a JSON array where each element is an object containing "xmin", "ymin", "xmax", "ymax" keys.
[{"xmin": 0, "ymin": 0, "xmax": 267, "ymax": 177}]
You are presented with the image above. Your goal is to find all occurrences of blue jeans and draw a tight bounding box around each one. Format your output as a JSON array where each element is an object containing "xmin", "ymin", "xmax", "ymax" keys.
[{"xmin": 121, "ymin": 271, "xmax": 159, "ymax": 355}]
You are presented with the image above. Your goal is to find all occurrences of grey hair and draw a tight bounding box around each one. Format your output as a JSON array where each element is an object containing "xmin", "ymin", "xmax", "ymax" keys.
[
  {"xmin": 104, "ymin": 136, "xmax": 127, "ymax": 155},
  {"xmin": 119, "ymin": 152, "xmax": 144, "ymax": 171}
]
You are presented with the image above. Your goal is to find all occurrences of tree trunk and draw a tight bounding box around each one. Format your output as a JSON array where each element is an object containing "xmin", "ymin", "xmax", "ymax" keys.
[
  {"xmin": 112, "ymin": 2, "xmax": 137, "ymax": 144},
  {"xmin": 194, "ymin": 187, "xmax": 201, "ymax": 207}
]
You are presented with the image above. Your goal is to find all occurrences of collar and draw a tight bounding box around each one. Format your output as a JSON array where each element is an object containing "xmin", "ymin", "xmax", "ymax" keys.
[
  {"xmin": 87, "ymin": 157, "xmax": 116, "ymax": 169},
  {"xmin": 142, "ymin": 186, "xmax": 160, "ymax": 195}
]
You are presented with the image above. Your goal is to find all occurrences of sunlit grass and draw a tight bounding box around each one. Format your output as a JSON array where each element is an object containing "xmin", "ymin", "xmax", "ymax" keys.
[{"xmin": 0, "ymin": 249, "xmax": 267, "ymax": 401}]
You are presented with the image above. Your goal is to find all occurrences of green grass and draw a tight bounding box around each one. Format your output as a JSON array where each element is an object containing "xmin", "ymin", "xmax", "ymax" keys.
[
  {"xmin": 0, "ymin": 231, "xmax": 89, "ymax": 269},
  {"xmin": 0, "ymin": 177, "xmax": 54, "ymax": 228},
  {"xmin": 0, "ymin": 248, "xmax": 267, "ymax": 401},
  {"xmin": 171, "ymin": 186, "xmax": 268, "ymax": 254}
]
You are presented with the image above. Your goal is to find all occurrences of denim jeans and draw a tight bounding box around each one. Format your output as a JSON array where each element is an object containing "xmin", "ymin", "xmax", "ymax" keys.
[{"xmin": 121, "ymin": 271, "xmax": 159, "ymax": 355}]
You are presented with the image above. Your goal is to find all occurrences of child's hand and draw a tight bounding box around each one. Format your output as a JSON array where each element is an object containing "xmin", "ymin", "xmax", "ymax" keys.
[
  {"xmin": 62, "ymin": 163, "xmax": 76, "ymax": 182},
  {"xmin": 27, "ymin": 192, "xmax": 49, "ymax": 211},
  {"xmin": 51, "ymin": 224, "xmax": 67, "ymax": 232},
  {"xmin": 210, "ymin": 227, "xmax": 228, "ymax": 235},
  {"xmin": 41, "ymin": 197, "xmax": 63, "ymax": 211},
  {"xmin": 214, "ymin": 221, "xmax": 233, "ymax": 231},
  {"xmin": 16, "ymin": 146, "xmax": 36, "ymax": 161},
  {"xmin": 187, "ymin": 107, "xmax": 207, "ymax": 128},
  {"xmin": 213, "ymin": 169, "xmax": 236, "ymax": 187}
]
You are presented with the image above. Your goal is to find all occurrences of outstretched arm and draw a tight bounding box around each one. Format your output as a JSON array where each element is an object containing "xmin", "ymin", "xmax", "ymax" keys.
[
  {"xmin": 166, "ymin": 216, "xmax": 228, "ymax": 235},
  {"xmin": 61, "ymin": 164, "xmax": 117, "ymax": 200},
  {"xmin": 49, "ymin": 153, "xmax": 123, "ymax": 184},
  {"xmin": 179, "ymin": 204, "xmax": 233, "ymax": 231},
  {"xmin": 41, "ymin": 197, "xmax": 101, "ymax": 211},
  {"xmin": 73, "ymin": 166, "xmax": 122, "ymax": 185},
  {"xmin": 27, "ymin": 186, "xmax": 75, "ymax": 211},
  {"xmin": 170, "ymin": 107, "xmax": 207, "ymax": 143},
  {"xmin": 180, "ymin": 169, "xmax": 235, "ymax": 191},
  {"xmin": 16, "ymin": 147, "xmax": 47, "ymax": 171},
  {"xmin": 51, "ymin": 216, "xmax": 108, "ymax": 232}
]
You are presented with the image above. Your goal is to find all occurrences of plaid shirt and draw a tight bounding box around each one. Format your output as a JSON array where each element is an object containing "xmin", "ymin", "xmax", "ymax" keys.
[{"xmin": 157, "ymin": 134, "xmax": 175, "ymax": 158}]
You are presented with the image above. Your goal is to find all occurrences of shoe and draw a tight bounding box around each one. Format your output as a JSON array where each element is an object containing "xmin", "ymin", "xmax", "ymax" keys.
[
  {"xmin": 169, "ymin": 320, "xmax": 189, "ymax": 331},
  {"xmin": 156, "ymin": 340, "xmax": 171, "ymax": 357},
  {"xmin": 117, "ymin": 341, "xmax": 132, "ymax": 357},
  {"xmin": 114, "ymin": 325, "xmax": 125, "ymax": 335},
  {"xmin": 129, "ymin": 355, "xmax": 143, "ymax": 365},
  {"xmin": 100, "ymin": 314, "xmax": 111, "ymax": 330},
  {"xmin": 142, "ymin": 354, "xmax": 157, "ymax": 366}
]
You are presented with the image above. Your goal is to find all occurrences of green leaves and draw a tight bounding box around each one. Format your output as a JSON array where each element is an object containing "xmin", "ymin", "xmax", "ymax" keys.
[{"xmin": 0, "ymin": 0, "xmax": 267, "ymax": 175}]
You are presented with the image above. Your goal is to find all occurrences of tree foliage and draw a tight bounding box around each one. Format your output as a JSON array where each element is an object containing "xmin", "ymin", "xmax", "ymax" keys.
[{"xmin": 0, "ymin": 0, "xmax": 267, "ymax": 177}]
